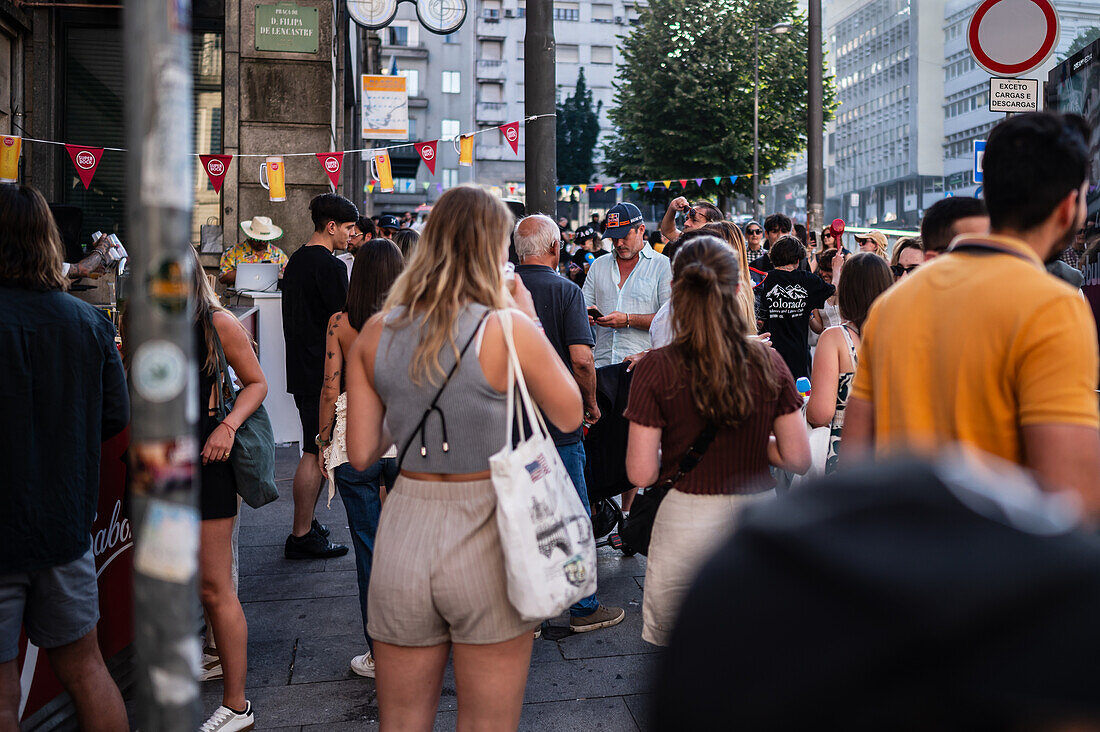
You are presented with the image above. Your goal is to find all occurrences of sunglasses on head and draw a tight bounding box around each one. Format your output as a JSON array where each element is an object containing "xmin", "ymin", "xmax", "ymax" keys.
[{"xmin": 746, "ymin": 228, "xmax": 762, "ymax": 235}]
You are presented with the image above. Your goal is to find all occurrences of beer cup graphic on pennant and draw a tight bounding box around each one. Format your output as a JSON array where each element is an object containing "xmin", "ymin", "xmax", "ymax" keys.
[
  {"xmin": 370, "ymin": 149, "xmax": 394, "ymax": 193},
  {"xmin": 454, "ymin": 134, "xmax": 473, "ymax": 167},
  {"xmin": 259, "ymin": 156, "xmax": 287, "ymax": 202},
  {"xmin": 0, "ymin": 136, "xmax": 21, "ymax": 182}
]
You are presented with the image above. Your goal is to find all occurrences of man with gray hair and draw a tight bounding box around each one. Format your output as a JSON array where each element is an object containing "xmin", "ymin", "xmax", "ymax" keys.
[{"xmin": 514, "ymin": 214, "xmax": 625, "ymax": 634}]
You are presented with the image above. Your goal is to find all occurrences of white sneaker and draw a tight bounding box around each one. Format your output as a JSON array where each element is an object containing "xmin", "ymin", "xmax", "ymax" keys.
[
  {"xmin": 350, "ymin": 651, "xmax": 375, "ymax": 678},
  {"xmin": 200, "ymin": 701, "xmax": 254, "ymax": 732}
]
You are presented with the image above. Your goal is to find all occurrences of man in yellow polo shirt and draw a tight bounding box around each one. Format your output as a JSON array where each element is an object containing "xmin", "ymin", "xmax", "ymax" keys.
[{"xmin": 844, "ymin": 112, "xmax": 1100, "ymax": 512}]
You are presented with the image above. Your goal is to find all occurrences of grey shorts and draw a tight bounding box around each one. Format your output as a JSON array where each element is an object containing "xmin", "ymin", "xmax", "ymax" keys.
[{"xmin": 0, "ymin": 546, "xmax": 99, "ymax": 663}]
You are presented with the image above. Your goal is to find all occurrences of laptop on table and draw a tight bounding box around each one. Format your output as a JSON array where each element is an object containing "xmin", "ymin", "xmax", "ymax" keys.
[{"xmin": 235, "ymin": 262, "xmax": 279, "ymax": 293}]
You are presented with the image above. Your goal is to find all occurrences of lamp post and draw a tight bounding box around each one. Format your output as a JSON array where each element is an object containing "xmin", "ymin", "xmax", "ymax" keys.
[{"xmin": 753, "ymin": 22, "xmax": 792, "ymax": 221}]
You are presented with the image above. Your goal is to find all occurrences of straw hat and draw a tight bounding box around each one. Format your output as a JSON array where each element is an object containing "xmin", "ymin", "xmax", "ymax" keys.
[{"xmin": 240, "ymin": 216, "xmax": 284, "ymax": 241}]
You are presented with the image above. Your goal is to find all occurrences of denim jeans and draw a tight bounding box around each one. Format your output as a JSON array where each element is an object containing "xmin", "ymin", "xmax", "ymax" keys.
[
  {"xmin": 333, "ymin": 457, "xmax": 398, "ymax": 651},
  {"xmin": 556, "ymin": 441, "xmax": 600, "ymax": 617}
]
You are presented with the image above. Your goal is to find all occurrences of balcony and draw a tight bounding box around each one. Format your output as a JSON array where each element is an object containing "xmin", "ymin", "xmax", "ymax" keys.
[
  {"xmin": 476, "ymin": 59, "xmax": 506, "ymax": 81},
  {"xmin": 378, "ymin": 42, "xmax": 429, "ymax": 59},
  {"xmin": 476, "ymin": 18, "xmax": 508, "ymax": 38},
  {"xmin": 476, "ymin": 101, "xmax": 508, "ymax": 124}
]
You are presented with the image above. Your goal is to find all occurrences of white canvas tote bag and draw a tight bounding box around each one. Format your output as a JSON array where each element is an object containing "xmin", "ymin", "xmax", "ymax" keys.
[{"xmin": 489, "ymin": 310, "xmax": 598, "ymax": 621}]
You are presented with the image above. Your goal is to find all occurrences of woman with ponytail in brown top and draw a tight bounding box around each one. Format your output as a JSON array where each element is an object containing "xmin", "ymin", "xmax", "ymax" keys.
[{"xmin": 625, "ymin": 235, "xmax": 810, "ymax": 647}]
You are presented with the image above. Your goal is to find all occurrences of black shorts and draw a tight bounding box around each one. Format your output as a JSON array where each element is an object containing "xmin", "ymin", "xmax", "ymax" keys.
[
  {"xmin": 200, "ymin": 415, "xmax": 239, "ymax": 521},
  {"xmin": 294, "ymin": 394, "xmax": 320, "ymax": 455}
]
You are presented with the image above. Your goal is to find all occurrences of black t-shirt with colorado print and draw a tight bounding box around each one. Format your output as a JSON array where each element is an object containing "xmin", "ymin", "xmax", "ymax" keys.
[{"xmin": 759, "ymin": 268, "xmax": 834, "ymax": 380}]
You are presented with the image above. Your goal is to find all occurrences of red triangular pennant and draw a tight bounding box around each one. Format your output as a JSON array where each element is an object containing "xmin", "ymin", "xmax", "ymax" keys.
[
  {"xmin": 414, "ymin": 140, "xmax": 438, "ymax": 175},
  {"xmin": 65, "ymin": 145, "xmax": 104, "ymax": 190},
  {"xmin": 679, "ymin": 179, "xmax": 688, "ymax": 189},
  {"xmin": 316, "ymin": 152, "xmax": 344, "ymax": 188},
  {"xmin": 199, "ymin": 154, "xmax": 233, "ymax": 194},
  {"xmin": 500, "ymin": 121, "xmax": 520, "ymax": 154}
]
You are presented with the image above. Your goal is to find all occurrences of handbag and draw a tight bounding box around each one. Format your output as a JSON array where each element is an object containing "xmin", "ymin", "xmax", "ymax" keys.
[
  {"xmin": 489, "ymin": 310, "xmax": 597, "ymax": 621},
  {"xmin": 620, "ymin": 423, "xmax": 718, "ymax": 556},
  {"xmin": 209, "ymin": 314, "xmax": 279, "ymax": 509}
]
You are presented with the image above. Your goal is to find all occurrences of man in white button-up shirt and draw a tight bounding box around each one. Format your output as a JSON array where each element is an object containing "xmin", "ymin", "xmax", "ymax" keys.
[{"xmin": 582, "ymin": 202, "xmax": 672, "ymax": 367}]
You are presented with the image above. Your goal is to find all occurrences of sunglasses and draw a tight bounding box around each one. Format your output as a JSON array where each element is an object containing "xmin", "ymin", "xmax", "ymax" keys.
[
  {"xmin": 746, "ymin": 228, "xmax": 762, "ymax": 235},
  {"xmin": 891, "ymin": 264, "xmax": 919, "ymax": 277},
  {"xmin": 683, "ymin": 207, "xmax": 701, "ymax": 222}
]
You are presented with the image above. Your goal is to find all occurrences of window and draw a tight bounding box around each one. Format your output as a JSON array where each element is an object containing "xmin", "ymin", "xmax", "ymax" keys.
[
  {"xmin": 517, "ymin": 0, "xmax": 526, "ymax": 17},
  {"xmin": 480, "ymin": 82, "xmax": 503, "ymax": 102},
  {"xmin": 591, "ymin": 45, "xmax": 613, "ymax": 64},
  {"xmin": 398, "ymin": 69, "xmax": 419, "ymax": 96},
  {"xmin": 553, "ymin": 2, "xmax": 579, "ymax": 21},
  {"xmin": 407, "ymin": 117, "xmax": 418, "ymax": 140},
  {"xmin": 558, "ymin": 44, "xmax": 579, "ymax": 63},
  {"xmin": 517, "ymin": 41, "xmax": 524, "ymax": 59},
  {"xmin": 387, "ymin": 22, "xmax": 418, "ymax": 46},
  {"xmin": 441, "ymin": 119, "xmax": 461, "ymax": 140},
  {"xmin": 481, "ymin": 40, "xmax": 503, "ymax": 59},
  {"xmin": 444, "ymin": 32, "xmax": 458, "ymax": 44},
  {"xmin": 442, "ymin": 168, "xmax": 459, "ymax": 188},
  {"xmin": 592, "ymin": 3, "xmax": 612, "ymax": 21},
  {"xmin": 483, "ymin": 0, "xmax": 501, "ymax": 18},
  {"xmin": 442, "ymin": 71, "xmax": 461, "ymax": 94}
]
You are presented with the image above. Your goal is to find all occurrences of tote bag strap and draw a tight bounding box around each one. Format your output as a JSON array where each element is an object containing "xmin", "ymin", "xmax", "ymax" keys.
[
  {"xmin": 206, "ymin": 310, "xmax": 236, "ymax": 420},
  {"xmin": 498, "ymin": 309, "xmax": 552, "ymax": 454}
]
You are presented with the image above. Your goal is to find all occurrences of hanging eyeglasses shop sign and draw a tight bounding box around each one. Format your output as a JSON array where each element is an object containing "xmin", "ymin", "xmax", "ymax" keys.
[
  {"xmin": 255, "ymin": 2, "xmax": 320, "ymax": 54},
  {"xmin": 348, "ymin": 0, "xmax": 467, "ymax": 34}
]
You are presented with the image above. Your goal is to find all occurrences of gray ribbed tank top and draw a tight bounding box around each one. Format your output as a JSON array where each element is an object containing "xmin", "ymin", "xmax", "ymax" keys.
[{"xmin": 374, "ymin": 303, "xmax": 508, "ymax": 473}]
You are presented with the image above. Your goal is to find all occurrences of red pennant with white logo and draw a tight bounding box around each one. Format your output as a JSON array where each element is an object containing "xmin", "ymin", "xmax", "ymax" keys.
[
  {"xmin": 316, "ymin": 152, "xmax": 344, "ymax": 188},
  {"xmin": 65, "ymin": 145, "xmax": 104, "ymax": 190},
  {"xmin": 414, "ymin": 140, "xmax": 438, "ymax": 175},
  {"xmin": 500, "ymin": 121, "xmax": 520, "ymax": 154},
  {"xmin": 200, "ymin": 154, "xmax": 233, "ymax": 193}
]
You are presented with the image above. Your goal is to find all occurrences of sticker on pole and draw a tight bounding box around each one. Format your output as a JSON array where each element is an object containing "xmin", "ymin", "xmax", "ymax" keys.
[
  {"xmin": 989, "ymin": 78, "xmax": 1039, "ymax": 112},
  {"xmin": 968, "ymin": 0, "xmax": 1059, "ymax": 78}
]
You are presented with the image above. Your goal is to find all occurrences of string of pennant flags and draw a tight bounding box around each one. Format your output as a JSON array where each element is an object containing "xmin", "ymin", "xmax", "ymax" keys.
[
  {"xmin": 0, "ymin": 114, "xmax": 550, "ymax": 194},
  {"xmin": 555, "ymin": 174, "xmax": 751, "ymax": 197}
]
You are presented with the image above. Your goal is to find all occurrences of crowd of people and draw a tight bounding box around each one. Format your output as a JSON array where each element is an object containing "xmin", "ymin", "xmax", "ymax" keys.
[{"xmin": 4, "ymin": 110, "xmax": 1100, "ymax": 731}]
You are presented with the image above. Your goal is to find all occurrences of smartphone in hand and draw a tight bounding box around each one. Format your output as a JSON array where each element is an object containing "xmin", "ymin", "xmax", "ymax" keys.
[{"xmin": 587, "ymin": 306, "xmax": 605, "ymax": 319}]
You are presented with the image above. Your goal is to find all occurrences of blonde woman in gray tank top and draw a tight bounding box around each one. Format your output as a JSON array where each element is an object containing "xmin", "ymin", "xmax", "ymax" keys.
[{"xmin": 344, "ymin": 186, "xmax": 583, "ymax": 731}]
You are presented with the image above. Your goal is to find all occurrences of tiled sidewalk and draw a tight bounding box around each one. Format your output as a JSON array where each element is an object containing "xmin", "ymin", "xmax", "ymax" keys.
[{"xmin": 200, "ymin": 447, "xmax": 655, "ymax": 731}]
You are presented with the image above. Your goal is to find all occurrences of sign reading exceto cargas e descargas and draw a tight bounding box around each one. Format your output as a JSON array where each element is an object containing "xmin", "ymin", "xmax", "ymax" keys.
[
  {"xmin": 256, "ymin": 2, "xmax": 319, "ymax": 54},
  {"xmin": 989, "ymin": 78, "xmax": 1039, "ymax": 113}
]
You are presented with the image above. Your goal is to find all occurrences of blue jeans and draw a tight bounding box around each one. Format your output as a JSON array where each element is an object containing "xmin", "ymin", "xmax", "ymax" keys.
[
  {"xmin": 333, "ymin": 458, "xmax": 398, "ymax": 651},
  {"xmin": 556, "ymin": 441, "xmax": 600, "ymax": 617}
]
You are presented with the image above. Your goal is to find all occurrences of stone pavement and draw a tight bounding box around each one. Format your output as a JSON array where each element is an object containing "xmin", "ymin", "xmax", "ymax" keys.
[{"xmin": 200, "ymin": 447, "xmax": 656, "ymax": 731}]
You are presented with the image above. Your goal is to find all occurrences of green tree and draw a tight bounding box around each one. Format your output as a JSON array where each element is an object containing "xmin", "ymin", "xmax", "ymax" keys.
[
  {"xmin": 603, "ymin": 0, "xmax": 835, "ymax": 202},
  {"xmin": 556, "ymin": 69, "xmax": 603, "ymax": 184},
  {"xmin": 1059, "ymin": 26, "xmax": 1100, "ymax": 62}
]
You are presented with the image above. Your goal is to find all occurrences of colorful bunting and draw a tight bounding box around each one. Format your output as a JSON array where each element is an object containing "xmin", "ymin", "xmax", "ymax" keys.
[
  {"xmin": 729, "ymin": 175, "xmax": 738, "ymax": 185},
  {"xmin": 662, "ymin": 180, "xmax": 672, "ymax": 189},
  {"xmin": 679, "ymin": 179, "xmax": 687, "ymax": 189},
  {"xmin": 499, "ymin": 121, "xmax": 520, "ymax": 154},
  {"xmin": 436, "ymin": 182, "xmax": 443, "ymax": 193},
  {"xmin": 414, "ymin": 140, "xmax": 438, "ymax": 175},
  {"xmin": 630, "ymin": 182, "xmax": 639, "ymax": 190},
  {"xmin": 713, "ymin": 177, "xmax": 721, "ymax": 185},
  {"xmin": 592, "ymin": 183, "xmax": 603, "ymax": 192},
  {"xmin": 367, "ymin": 182, "xmax": 375, "ymax": 193},
  {"xmin": 579, "ymin": 184, "xmax": 587, "ymax": 193},
  {"xmin": 65, "ymin": 145, "xmax": 104, "ymax": 190},
  {"xmin": 423, "ymin": 182, "xmax": 430, "ymax": 190},
  {"xmin": 645, "ymin": 181, "xmax": 655, "ymax": 191},
  {"xmin": 695, "ymin": 178, "xmax": 703, "ymax": 186},
  {"xmin": 316, "ymin": 152, "xmax": 344, "ymax": 189},
  {"xmin": 199, "ymin": 154, "xmax": 233, "ymax": 193}
]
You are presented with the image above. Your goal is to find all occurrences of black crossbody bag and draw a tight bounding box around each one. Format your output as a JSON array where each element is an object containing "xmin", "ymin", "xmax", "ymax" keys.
[
  {"xmin": 396, "ymin": 311, "xmax": 491, "ymax": 469},
  {"xmin": 620, "ymin": 423, "xmax": 719, "ymax": 555}
]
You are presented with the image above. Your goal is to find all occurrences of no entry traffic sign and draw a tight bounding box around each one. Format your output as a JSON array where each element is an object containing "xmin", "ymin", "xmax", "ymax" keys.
[{"xmin": 968, "ymin": 0, "xmax": 1060, "ymax": 77}]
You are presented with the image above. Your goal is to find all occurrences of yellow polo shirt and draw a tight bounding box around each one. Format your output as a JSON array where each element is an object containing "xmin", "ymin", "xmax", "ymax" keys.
[{"xmin": 851, "ymin": 234, "xmax": 1099, "ymax": 464}]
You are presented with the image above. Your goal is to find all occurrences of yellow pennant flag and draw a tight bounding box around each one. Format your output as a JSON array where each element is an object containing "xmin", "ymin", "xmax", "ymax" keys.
[
  {"xmin": 367, "ymin": 182, "xmax": 375, "ymax": 193},
  {"xmin": 662, "ymin": 180, "xmax": 672, "ymax": 189},
  {"xmin": 457, "ymin": 135, "xmax": 474, "ymax": 166},
  {"xmin": 579, "ymin": 184, "xmax": 587, "ymax": 193},
  {"xmin": 372, "ymin": 149, "xmax": 394, "ymax": 193}
]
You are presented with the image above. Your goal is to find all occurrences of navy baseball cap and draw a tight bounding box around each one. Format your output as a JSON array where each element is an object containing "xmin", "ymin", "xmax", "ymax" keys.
[
  {"xmin": 604, "ymin": 202, "xmax": 644, "ymax": 239},
  {"xmin": 379, "ymin": 214, "xmax": 401, "ymax": 229}
]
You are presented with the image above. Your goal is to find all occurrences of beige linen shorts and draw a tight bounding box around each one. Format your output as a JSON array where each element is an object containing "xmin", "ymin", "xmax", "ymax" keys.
[
  {"xmin": 367, "ymin": 475, "xmax": 538, "ymax": 646},
  {"xmin": 642, "ymin": 489, "xmax": 772, "ymax": 647}
]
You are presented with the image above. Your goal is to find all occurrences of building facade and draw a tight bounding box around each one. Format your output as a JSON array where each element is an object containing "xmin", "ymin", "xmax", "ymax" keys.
[{"xmin": 365, "ymin": 0, "xmax": 644, "ymax": 214}]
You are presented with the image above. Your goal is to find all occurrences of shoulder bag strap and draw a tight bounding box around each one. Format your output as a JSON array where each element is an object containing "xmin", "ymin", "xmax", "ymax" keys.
[
  {"xmin": 653, "ymin": 422, "xmax": 719, "ymax": 492},
  {"xmin": 839, "ymin": 324, "xmax": 858, "ymax": 368},
  {"xmin": 206, "ymin": 311, "xmax": 235, "ymax": 420},
  {"xmin": 397, "ymin": 309, "xmax": 491, "ymax": 469}
]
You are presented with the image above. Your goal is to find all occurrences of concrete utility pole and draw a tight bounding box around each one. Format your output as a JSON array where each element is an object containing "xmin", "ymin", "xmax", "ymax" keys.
[
  {"xmin": 124, "ymin": 0, "xmax": 201, "ymax": 728},
  {"xmin": 806, "ymin": 0, "xmax": 825, "ymax": 234},
  {"xmin": 525, "ymin": 0, "xmax": 556, "ymax": 215}
]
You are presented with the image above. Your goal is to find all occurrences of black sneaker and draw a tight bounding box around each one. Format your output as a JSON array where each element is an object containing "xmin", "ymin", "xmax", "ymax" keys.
[
  {"xmin": 311, "ymin": 518, "xmax": 331, "ymax": 538},
  {"xmin": 284, "ymin": 527, "xmax": 349, "ymax": 560}
]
